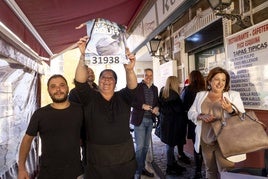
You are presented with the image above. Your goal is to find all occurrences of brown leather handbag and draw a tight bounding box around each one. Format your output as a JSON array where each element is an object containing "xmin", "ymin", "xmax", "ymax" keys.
[{"xmin": 212, "ymin": 104, "xmax": 268, "ymax": 158}]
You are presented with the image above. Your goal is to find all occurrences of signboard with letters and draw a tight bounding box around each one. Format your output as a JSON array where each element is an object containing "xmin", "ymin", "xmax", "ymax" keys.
[{"xmin": 225, "ymin": 19, "xmax": 268, "ymax": 110}]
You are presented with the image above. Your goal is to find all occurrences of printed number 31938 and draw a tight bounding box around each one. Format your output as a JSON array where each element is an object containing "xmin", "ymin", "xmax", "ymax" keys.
[{"xmin": 90, "ymin": 56, "xmax": 120, "ymax": 65}]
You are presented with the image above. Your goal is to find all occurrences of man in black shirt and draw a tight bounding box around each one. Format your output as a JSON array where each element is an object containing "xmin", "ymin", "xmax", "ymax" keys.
[
  {"xmin": 69, "ymin": 65, "xmax": 98, "ymax": 103},
  {"xmin": 18, "ymin": 74, "xmax": 83, "ymax": 179},
  {"xmin": 130, "ymin": 68, "xmax": 159, "ymax": 178},
  {"xmin": 69, "ymin": 66, "xmax": 98, "ymax": 168}
]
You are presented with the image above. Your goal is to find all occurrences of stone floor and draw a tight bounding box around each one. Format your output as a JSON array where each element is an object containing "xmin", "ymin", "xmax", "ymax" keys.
[
  {"xmin": 133, "ymin": 128, "xmax": 206, "ymax": 179},
  {"xmin": 149, "ymin": 129, "xmax": 206, "ymax": 179},
  {"xmin": 144, "ymin": 129, "xmax": 268, "ymax": 179}
]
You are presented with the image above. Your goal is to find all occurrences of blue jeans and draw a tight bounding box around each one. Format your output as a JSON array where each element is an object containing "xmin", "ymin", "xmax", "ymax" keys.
[{"xmin": 134, "ymin": 117, "xmax": 153, "ymax": 174}]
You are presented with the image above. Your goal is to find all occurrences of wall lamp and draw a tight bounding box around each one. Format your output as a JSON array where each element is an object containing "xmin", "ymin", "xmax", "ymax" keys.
[
  {"xmin": 147, "ymin": 38, "xmax": 161, "ymax": 57},
  {"xmin": 207, "ymin": 0, "xmax": 251, "ymax": 29},
  {"xmin": 147, "ymin": 37, "xmax": 168, "ymax": 61}
]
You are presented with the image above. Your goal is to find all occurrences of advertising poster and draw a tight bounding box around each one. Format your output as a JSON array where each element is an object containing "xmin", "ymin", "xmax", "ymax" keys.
[{"xmin": 225, "ymin": 19, "xmax": 268, "ymax": 110}]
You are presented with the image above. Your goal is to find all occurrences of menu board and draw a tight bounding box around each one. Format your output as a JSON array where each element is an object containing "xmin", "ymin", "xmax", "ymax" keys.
[{"xmin": 225, "ymin": 19, "xmax": 268, "ymax": 110}]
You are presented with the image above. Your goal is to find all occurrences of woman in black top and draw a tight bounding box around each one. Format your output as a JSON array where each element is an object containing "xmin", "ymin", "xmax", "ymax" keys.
[
  {"xmin": 159, "ymin": 76, "xmax": 187, "ymax": 176},
  {"xmin": 182, "ymin": 70, "xmax": 205, "ymax": 179},
  {"xmin": 75, "ymin": 36, "xmax": 138, "ymax": 179}
]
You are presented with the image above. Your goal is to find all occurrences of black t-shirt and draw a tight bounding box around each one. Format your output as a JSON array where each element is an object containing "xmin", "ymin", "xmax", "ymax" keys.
[
  {"xmin": 75, "ymin": 82, "xmax": 135, "ymax": 145},
  {"xmin": 26, "ymin": 103, "xmax": 83, "ymax": 178},
  {"xmin": 75, "ymin": 81, "xmax": 137, "ymax": 178}
]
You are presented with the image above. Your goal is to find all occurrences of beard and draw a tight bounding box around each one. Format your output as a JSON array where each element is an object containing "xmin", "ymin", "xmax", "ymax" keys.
[{"xmin": 50, "ymin": 92, "xmax": 68, "ymax": 103}]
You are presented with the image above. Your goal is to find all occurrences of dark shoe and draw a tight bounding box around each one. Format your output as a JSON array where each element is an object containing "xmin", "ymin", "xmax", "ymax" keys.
[
  {"xmin": 166, "ymin": 165, "xmax": 182, "ymax": 176},
  {"xmin": 134, "ymin": 174, "xmax": 141, "ymax": 179},
  {"xmin": 192, "ymin": 171, "xmax": 202, "ymax": 179},
  {"xmin": 173, "ymin": 162, "xmax": 186, "ymax": 172},
  {"xmin": 178, "ymin": 154, "xmax": 191, "ymax": 164},
  {"xmin": 141, "ymin": 168, "xmax": 154, "ymax": 177}
]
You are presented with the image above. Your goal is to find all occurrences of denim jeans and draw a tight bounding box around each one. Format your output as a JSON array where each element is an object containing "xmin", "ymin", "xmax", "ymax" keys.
[{"xmin": 134, "ymin": 117, "xmax": 153, "ymax": 174}]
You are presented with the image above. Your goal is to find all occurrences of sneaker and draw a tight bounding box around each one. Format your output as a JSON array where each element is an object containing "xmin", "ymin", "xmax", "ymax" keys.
[
  {"xmin": 178, "ymin": 154, "xmax": 191, "ymax": 164},
  {"xmin": 141, "ymin": 168, "xmax": 154, "ymax": 177}
]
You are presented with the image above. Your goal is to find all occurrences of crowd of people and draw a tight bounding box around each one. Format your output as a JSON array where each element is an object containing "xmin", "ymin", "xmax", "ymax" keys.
[{"xmin": 18, "ymin": 33, "xmax": 245, "ymax": 179}]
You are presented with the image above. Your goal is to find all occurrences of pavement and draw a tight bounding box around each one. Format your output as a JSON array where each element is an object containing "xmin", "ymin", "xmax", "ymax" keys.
[
  {"xmin": 132, "ymin": 128, "xmax": 206, "ymax": 179},
  {"xmin": 134, "ymin": 128, "xmax": 268, "ymax": 179}
]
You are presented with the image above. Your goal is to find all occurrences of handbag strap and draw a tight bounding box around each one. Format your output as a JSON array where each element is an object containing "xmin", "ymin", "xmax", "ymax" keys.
[
  {"xmin": 214, "ymin": 109, "xmax": 229, "ymax": 138},
  {"xmin": 243, "ymin": 112, "xmax": 267, "ymax": 130},
  {"xmin": 216, "ymin": 104, "xmax": 241, "ymax": 136},
  {"xmin": 232, "ymin": 103, "xmax": 267, "ymax": 129},
  {"xmin": 215, "ymin": 103, "xmax": 267, "ymax": 137}
]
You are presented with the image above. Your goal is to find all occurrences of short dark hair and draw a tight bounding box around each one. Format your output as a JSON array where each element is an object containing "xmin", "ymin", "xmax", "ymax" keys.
[
  {"xmin": 47, "ymin": 74, "xmax": 68, "ymax": 87},
  {"xmin": 99, "ymin": 69, "xmax": 117, "ymax": 84},
  {"xmin": 206, "ymin": 67, "xmax": 230, "ymax": 92},
  {"xmin": 144, "ymin": 68, "xmax": 153, "ymax": 73}
]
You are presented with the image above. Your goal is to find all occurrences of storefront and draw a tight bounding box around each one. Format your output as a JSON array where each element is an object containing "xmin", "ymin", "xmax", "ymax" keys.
[{"xmin": 129, "ymin": 0, "xmax": 268, "ymax": 172}]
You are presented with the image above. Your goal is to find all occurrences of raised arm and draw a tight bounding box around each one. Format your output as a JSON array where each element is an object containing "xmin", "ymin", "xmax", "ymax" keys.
[
  {"xmin": 75, "ymin": 36, "xmax": 89, "ymax": 83},
  {"xmin": 124, "ymin": 48, "xmax": 137, "ymax": 89},
  {"xmin": 18, "ymin": 134, "xmax": 34, "ymax": 179}
]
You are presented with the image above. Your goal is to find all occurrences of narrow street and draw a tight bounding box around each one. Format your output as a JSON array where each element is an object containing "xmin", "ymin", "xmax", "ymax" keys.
[
  {"xmin": 131, "ymin": 128, "xmax": 205, "ymax": 179},
  {"xmin": 149, "ymin": 129, "xmax": 205, "ymax": 179}
]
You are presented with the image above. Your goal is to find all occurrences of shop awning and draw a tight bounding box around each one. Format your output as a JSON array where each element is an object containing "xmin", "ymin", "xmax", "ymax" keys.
[{"xmin": 0, "ymin": 0, "xmax": 151, "ymax": 60}]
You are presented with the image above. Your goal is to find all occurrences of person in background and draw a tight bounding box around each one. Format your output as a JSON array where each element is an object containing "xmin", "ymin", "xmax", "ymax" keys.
[
  {"xmin": 158, "ymin": 76, "xmax": 187, "ymax": 176},
  {"xmin": 130, "ymin": 68, "xmax": 159, "ymax": 178},
  {"xmin": 176, "ymin": 78, "xmax": 191, "ymax": 165},
  {"xmin": 69, "ymin": 65, "xmax": 98, "ymax": 168},
  {"xmin": 18, "ymin": 74, "xmax": 84, "ymax": 179},
  {"xmin": 75, "ymin": 36, "xmax": 137, "ymax": 179},
  {"xmin": 188, "ymin": 67, "xmax": 245, "ymax": 179},
  {"xmin": 69, "ymin": 65, "xmax": 98, "ymax": 103},
  {"xmin": 181, "ymin": 70, "xmax": 206, "ymax": 179}
]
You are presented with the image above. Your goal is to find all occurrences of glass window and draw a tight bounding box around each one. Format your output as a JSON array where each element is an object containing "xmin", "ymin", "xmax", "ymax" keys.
[{"xmin": 195, "ymin": 45, "xmax": 225, "ymax": 76}]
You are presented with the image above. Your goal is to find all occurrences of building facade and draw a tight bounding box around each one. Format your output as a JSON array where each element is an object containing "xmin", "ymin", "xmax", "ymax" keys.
[{"xmin": 128, "ymin": 0, "xmax": 268, "ymax": 169}]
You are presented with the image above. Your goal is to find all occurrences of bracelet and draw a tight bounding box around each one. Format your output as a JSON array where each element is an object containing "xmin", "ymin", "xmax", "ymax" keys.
[{"xmin": 229, "ymin": 109, "xmax": 236, "ymax": 115}]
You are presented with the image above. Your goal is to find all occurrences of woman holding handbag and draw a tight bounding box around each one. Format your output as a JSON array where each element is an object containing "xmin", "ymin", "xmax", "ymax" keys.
[{"xmin": 188, "ymin": 67, "xmax": 245, "ymax": 179}]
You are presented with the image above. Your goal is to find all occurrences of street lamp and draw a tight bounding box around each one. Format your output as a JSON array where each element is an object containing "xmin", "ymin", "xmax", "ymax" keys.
[
  {"xmin": 147, "ymin": 37, "xmax": 169, "ymax": 62},
  {"xmin": 147, "ymin": 38, "xmax": 161, "ymax": 57},
  {"xmin": 207, "ymin": 0, "xmax": 232, "ymax": 11},
  {"xmin": 207, "ymin": 0, "xmax": 251, "ymax": 29}
]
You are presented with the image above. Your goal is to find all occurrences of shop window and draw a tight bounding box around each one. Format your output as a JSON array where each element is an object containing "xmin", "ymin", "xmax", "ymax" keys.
[{"xmin": 195, "ymin": 45, "xmax": 225, "ymax": 76}]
